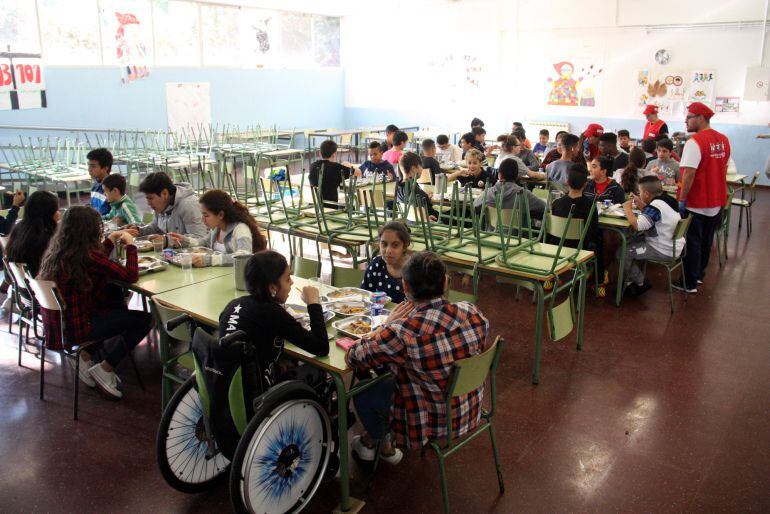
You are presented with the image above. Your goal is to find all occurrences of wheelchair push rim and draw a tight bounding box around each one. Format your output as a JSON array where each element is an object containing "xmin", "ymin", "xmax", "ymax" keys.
[{"xmin": 238, "ymin": 398, "xmax": 332, "ymax": 513}]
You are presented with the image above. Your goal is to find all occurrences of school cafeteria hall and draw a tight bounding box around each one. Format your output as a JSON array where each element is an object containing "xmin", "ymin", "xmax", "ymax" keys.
[{"xmin": 0, "ymin": 0, "xmax": 768, "ymax": 512}]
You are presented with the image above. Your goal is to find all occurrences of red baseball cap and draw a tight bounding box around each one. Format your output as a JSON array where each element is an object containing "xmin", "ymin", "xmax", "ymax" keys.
[
  {"xmin": 583, "ymin": 123, "xmax": 604, "ymax": 138},
  {"xmin": 643, "ymin": 104, "xmax": 658, "ymax": 116},
  {"xmin": 687, "ymin": 102, "xmax": 714, "ymax": 120}
]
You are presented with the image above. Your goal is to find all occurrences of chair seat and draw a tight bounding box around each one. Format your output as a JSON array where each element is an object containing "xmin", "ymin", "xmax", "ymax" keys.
[
  {"xmin": 176, "ymin": 351, "xmax": 194, "ymax": 370},
  {"xmin": 731, "ymin": 199, "xmax": 750, "ymax": 207}
]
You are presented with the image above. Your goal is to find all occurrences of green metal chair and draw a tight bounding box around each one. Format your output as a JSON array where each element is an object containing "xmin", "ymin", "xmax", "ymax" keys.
[
  {"xmin": 715, "ymin": 188, "xmax": 737, "ymax": 267},
  {"xmin": 642, "ymin": 215, "xmax": 693, "ymax": 313},
  {"xmin": 151, "ymin": 298, "xmax": 195, "ymax": 409},
  {"xmin": 331, "ymin": 265, "xmax": 365, "ymax": 288},
  {"xmin": 427, "ymin": 336, "xmax": 505, "ymax": 513},
  {"xmin": 731, "ymin": 171, "xmax": 759, "ymax": 238},
  {"xmin": 292, "ymin": 255, "xmax": 321, "ymax": 279},
  {"xmin": 447, "ymin": 288, "xmax": 477, "ymax": 304}
]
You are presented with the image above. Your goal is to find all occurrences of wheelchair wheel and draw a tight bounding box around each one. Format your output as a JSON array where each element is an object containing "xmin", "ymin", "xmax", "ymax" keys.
[
  {"xmin": 156, "ymin": 376, "xmax": 230, "ymax": 493},
  {"xmin": 229, "ymin": 382, "xmax": 333, "ymax": 513}
]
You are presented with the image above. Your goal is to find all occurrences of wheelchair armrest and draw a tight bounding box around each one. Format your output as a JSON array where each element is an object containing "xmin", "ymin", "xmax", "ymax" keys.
[{"xmin": 220, "ymin": 330, "xmax": 249, "ymax": 348}]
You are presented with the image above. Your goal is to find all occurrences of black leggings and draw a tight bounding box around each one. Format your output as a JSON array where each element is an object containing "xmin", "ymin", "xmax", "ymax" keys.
[{"xmin": 87, "ymin": 309, "xmax": 152, "ymax": 368}]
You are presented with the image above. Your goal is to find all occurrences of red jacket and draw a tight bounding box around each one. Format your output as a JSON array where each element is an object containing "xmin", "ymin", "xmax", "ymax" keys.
[
  {"xmin": 41, "ymin": 240, "xmax": 138, "ymax": 350},
  {"xmin": 686, "ymin": 129, "xmax": 731, "ymax": 209}
]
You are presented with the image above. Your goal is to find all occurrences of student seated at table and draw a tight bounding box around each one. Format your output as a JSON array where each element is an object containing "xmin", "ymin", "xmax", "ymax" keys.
[
  {"xmin": 621, "ymin": 176, "xmax": 684, "ymax": 297},
  {"xmin": 87, "ymin": 147, "xmax": 113, "ymax": 216},
  {"xmin": 0, "ymin": 190, "xmax": 26, "ymax": 235},
  {"xmin": 514, "ymin": 129, "xmax": 541, "ymax": 171},
  {"xmin": 346, "ymin": 251, "xmax": 489, "ymax": 462},
  {"xmin": 420, "ymin": 139, "xmax": 442, "ymax": 184},
  {"xmin": 618, "ymin": 129, "xmax": 632, "ymax": 153},
  {"xmin": 550, "ymin": 165, "xmax": 603, "ymax": 294},
  {"xmin": 396, "ymin": 152, "xmax": 439, "ymax": 220},
  {"xmin": 471, "ymin": 117, "xmax": 484, "ymax": 130},
  {"xmin": 640, "ymin": 138, "xmax": 657, "ymax": 160},
  {"xmin": 654, "ymin": 133, "xmax": 680, "ymax": 161},
  {"xmin": 529, "ymin": 133, "xmax": 580, "ymax": 188},
  {"xmin": 38, "ymin": 206, "xmax": 152, "ymax": 399},
  {"xmin": 472, "ymin": 126, "xmax": 487, "ymax": 153},
  {"xmin": 645, "ymin": 138, "xmax": 680, "ymax": 186},
  {"xmin": 598, "ymin": 132, "xmax": 629, "ymax": 172},
  {"xmin": 101, "ymin": 173, "xmax": 141, "ymax": 226},
  {"xmin": 127, "ymin": 171, "xmax": 207, "ymax": 243},
  {"xmin": 532, "ymin": 129, "xmax": 550, "ymax": 158},
  {"xmin": 354, "ymin": 141, "xmax": 395, "ymax": 180},
  {"xmin": 382, "ymin": 130, "xmax": 408, "ymax": 165},
  {"xmin": 446, "ymin": 149, "xmax": 495, "ymax": 189},
  {"xmin": 580, "ymin": 123, "xmax": 604, "ymax": 162},
  {"xmin": 172, "ymin": 189, "xmax": 267, "ymax": 267},
  {"xmin": 492, "ymin": 135, "xmax": 528, "ymax": 177},
  {"xmin": 511, "ymin": 122, "xmax": 532, "ymax": 149},
  {"xmin": 459, "ymin": 132, "xmax": 478, "ymax": 159},
  {"xmin": 539, "ymin": 130, "xmax": 568, "ymax": 171},
  {"xmin": 436, "ymin": 134, "xmax": 463, "ymax": 163},
  {"xmin": 475, "ymin": 158, "xmax": 545, "ymax": 220},
  {"xmin": 614, "ymin": 147, "xmax": 652, "ymax": 194},
  {"xmin": 218, "ymin": 250, "xmax": 329, "ymax": 385},
  {"xmin": 5, "ymin": 190, "xmax": 59, "ymax": 278},
  {"xmin": 585, "ymin": 155, "xmax": 625, "ymax": 205},
  {"xmin": 361, "ymin": 221, "xmax": 410, "ymax": 303},
  {"xmin": 309, "ymin": 140, "xmax": 360, "ymax": 208},
  {"xmin": 382, "ymin": 124, "xmax": 399, "ymax": 151}
]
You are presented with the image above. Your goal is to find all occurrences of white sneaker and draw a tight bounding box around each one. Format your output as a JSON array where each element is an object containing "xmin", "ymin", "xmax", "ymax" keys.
[
  {"xmin": 1, "ymin": 296, "xmax": 12, "ymax": 312},
  {"xmin": 89, "ymin": 363, "xmax": 123, "ymax": 399},
  {"xmin": 351, "ymin": 435, "xmax": 403, "ymax": 465},
  {"xmin": 68, "ymin": 355, "xmax": 96, "ymax": 388}
]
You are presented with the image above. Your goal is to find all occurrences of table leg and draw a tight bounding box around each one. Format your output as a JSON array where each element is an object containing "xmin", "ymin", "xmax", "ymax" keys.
[
  {"xmin": 611, "ymin": 227, "xmax": 627, "ymax": 307},
  {"xmin": 532, "ymin": 280, "xmax": 545, "ymax": 385},
  {"xmin": 576, "ymin": 264, "xmax": 586, "ymax": 351},
  {"xmin": 331, "ymin": 371, "xmax": 352, "ymax": 512}
]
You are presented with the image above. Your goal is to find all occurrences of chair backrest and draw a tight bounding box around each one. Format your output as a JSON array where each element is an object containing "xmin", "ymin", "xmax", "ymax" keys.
[
  {"xmin": 7, "ymin": 262, "xmax": 31, "ymax": 295},
  {"xmin": 331, "ymin": 266, "xmax": 365, "ymax": 288},
  {"xmin": 447, "ymin": 337, "xmax": 502, "ymax": 398},
  {"xmin": 447, "ymin": 288, "xmax": 476, "ymax": 304},
  {"xmin": 545, "ymin": 213, "xmax": 583, "ymax": 241},
  {"xmin": 0, "ymin": 235, "xmax": 9, "ymax": 250},
  {"xmin": 532, "ymin": 187, "xmax": 549, "ymax": 201},
  {"xmin": 26, "ymin": 276, "xmax": 63, "ymax": 312},
  {"xmin": 485, "ymin": 206, "xmax": 513, "ymax": 230},
  {"xmin": 673, "ymin": 215, "xmax": 692, "ymax": 240},
  {"xmin": 293, "ymin": 255, "xmax": 321, "ymax": 279},
  {"xmin": 417, "ymin": 167, "xmax": 433, "ymax": 184},
  {"xmin": 151, "ymin": 297, "xmax": 193, "ymax": 342},
  {"xmin": 749, "ymin": 171, "xmax": 760, "ymax": 202}
]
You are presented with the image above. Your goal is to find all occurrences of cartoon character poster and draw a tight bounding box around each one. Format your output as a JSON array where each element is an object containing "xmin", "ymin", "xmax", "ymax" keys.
[
  {"xmin": 100, "ymin": 1, "xmax": 151, "ymax": 84},
  {"xmin": 637, "ymin": 69, "xmax": 714, "ymax": 116},
  {"xmin": 689, "ymin": 70, "xmax": 716, "ymax": 105},
  {"xmin": 547, "ymin": 61, "xmax": 603, "ymax": 107}
]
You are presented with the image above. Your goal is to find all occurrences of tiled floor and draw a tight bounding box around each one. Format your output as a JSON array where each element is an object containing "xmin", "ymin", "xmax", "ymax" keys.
[{"xmin": 0, "ymin": 190, "xmax": 768, "ymax": 513}]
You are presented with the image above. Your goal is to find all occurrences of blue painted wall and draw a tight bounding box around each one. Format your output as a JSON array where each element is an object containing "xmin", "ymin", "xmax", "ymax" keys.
[
  {"xmin": 0, "ymin": 66, "xmax": 345, "ymax": 144},
  {"xmin": 344, "ymin": 108, "xmax": 770, "ymax": 186}
]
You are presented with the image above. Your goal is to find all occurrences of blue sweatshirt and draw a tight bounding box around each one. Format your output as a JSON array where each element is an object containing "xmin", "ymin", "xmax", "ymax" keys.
[{"xmin": 91, "ymin": 181, "xmax": 110, "ymax": 216}]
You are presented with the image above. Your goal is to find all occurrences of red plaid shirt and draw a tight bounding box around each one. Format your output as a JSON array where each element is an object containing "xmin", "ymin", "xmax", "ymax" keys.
[
  {"xmin": 348, "ymin": 298, "xmax": 489, "ymax": 449},
  {"xmin": 41, "ymin": 240, "xmax": 138, "ymax": 350}
]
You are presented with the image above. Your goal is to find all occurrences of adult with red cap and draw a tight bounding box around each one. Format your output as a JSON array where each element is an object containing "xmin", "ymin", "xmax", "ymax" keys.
[
  {"xmin": 641, "ymin": 105, "xmax": 669, "ymax": 140},
  {"xmin": 580, "ymin": 123, "xmax": 604, "ymax": 161},
  {"xmin": 674, "ymin": 101, "xmax": 730, "ymax": 294}
]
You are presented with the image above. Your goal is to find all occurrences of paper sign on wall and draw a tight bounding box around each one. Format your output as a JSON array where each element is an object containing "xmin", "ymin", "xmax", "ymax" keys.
[
  {"xmin": 689, "ymin": 70, "xmax": 716, "ymax": 104},
  {"xmin": 0, "ymin": 52, "xmax": 47, "ymax": 110},
  {"xmin": 166, "ymin": 83, "xmax": 211, "ymax": 136},
  {"xmin": 743, "ymin": 66, "xmax": 770, "ymax": 102},
  {"xmin": 715, "ymin": 97, "xmax": 739, "ymax": 113}
]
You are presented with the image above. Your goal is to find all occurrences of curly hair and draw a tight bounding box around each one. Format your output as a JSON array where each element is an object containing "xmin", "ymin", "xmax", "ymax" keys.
[{"xmin": 38, "ymin": 206, "xmax": 104, "ymax": 293}]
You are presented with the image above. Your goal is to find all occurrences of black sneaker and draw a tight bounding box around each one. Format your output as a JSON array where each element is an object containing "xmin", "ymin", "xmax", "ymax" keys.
[
  {"xmin": 672, "ymin": 280, "xmax": 697, "ymax": 294},
  {"xmin": 636, "ymin": 280, "xmax": 652, "ymax": 296}
]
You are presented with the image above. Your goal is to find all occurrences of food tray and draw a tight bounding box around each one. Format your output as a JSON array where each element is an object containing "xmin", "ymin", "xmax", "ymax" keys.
[
  {"xmin": 285, "ymin": 304, "xmax": 335, "ymax": 323},
  {"xmin": 332, "ymin": 315, "xmax": 374, "ymax": 338},
  {"xmin": 327, "ymin": 300, "xmax": 369, "ymax": 317},
  {"xmin": 133, "ymin": 238, "xmax": 154, "ymax": 252},
  {"xmin": 325, "ymin": 287, "xmax": 373, "ymax": 301},
  {"xmin": 177, "ymin": 246, "xmax": 216, "ymax": 255},
  {"xmin": 136, "ymin": 256, "xmax": 168, "ymax": 275}
]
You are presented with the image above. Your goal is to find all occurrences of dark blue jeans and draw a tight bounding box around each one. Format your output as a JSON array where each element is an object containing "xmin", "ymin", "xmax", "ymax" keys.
[
  {"xmin": 683, "ymin": 210, "xmax": 722, "ymax": 289},
  {"xmin": 353, "ymin": 376, "xmax": 396, "ymax": 441},
  {"xmin": 88, "ymin": 308, "xmax": 152, "ymax": 368}
]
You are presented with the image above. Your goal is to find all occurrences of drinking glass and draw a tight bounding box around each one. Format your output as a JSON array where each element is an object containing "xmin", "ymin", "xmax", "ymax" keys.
[{"xmin": 179, "ymin": 253, "xmax": 193, "ymax": 270}]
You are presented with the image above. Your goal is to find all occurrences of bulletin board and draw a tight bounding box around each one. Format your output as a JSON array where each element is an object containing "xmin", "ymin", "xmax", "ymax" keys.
[
  {"xmin": 165, "ymin": 83, "xmax": 212, "ymax": 136},
  {"xmin": 0, "ymin": 52, "xmax": 46, "ymax": 110}
]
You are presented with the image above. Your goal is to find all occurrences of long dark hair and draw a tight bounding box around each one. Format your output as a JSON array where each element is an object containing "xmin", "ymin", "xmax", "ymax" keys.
[
  {"xmin": 38, "ymin": 206, "xmax": 103, "ymax": 292},
  {"xmin": 199, "ymin": 189, "xmax": 266, "ymax": 252},
  {"xmin": 5, "ymin": 191, "xmax": 60, "ymax": 277},
  {"xmin": 244, "ymin": 250, "xmax": 287, "ymax": 302},
  {"xmin": 620, "ymin": 147, "xmax": 647, "ymax": 193}
]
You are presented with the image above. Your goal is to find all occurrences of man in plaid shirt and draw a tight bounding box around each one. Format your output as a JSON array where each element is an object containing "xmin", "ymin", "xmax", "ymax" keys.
[{"xmin": 346, "ymin": 252, "xmax": 489, "ymax": 462}]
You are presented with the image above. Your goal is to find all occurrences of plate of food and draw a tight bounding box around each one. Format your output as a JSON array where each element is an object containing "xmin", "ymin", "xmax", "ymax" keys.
[
  {"xmin": 326, "ymin": 287, "xmax": 373, "ymax": 301},
  {"xmin": 328, "ymin": 301, "xmax": 369, "ymax": 317},
  {"xmin": 178, "ymin": 246, "xmax": 215, "ymax": 255},
  {"xmin": 285, "ymin": 304, "xmax": 334, "ymax": 325},
  {"xmin": 135, "ymin": 256, "xmax": 168, "ymax": 275},
  {"xmin": 332, "ymin": 316, "xmax": 373, "ymax": 338},
  {"xmin": 133, "ymin": 238, "xmax": 154, "ymax": 252}
]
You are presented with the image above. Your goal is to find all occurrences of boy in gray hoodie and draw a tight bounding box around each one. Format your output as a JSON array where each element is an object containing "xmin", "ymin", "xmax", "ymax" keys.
[
  {"xmin": 474, "ymin": 158, "xmax": 545, "ymax": 221},
  {"xmin": 128, "ymin": 171, "xmax": 207, "ymax": 244}
]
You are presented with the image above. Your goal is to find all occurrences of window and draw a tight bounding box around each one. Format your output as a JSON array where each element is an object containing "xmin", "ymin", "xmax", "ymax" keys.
[
  {"xmin": 281, "ymin": 12, "xmax": 313, "ymax": 68},
  {"xmin": 99, "ymin": 0, "xmax": 154, "ymax": 66},
  {"xmin": 313, "ymin": 16, "xmax": 340, "ymax": 67},
  {"xmin": 0, "ymin": 0, "xmax": 40, "ymax": 54},
  {"xmin": 154, "ymin": 0, "xmax": 200, "ymax": 66},
  {"xmin": 39, "ymin": 0, "xmax": 101, "ymax": 64},
  {"xmin": 201, "ymin": 4, "xmax": 240, "ymax": 67}
]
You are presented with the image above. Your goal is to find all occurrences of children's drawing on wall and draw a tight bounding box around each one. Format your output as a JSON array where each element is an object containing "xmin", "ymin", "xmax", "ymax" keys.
[
  {"xmin": 464, "ymin": 55, "xmax": 482, "ymax": 88},
  {"xmin": 427, "ymin": 53, "xmax": 485, "ymax": 104},
  {"xmin": 239, "ymin": 9, "xmax": 279, "ymax": 68},
  {"xmin": 638, "ymin": 69, "xmax": 686, "ymax": 116},
  {"xmin": 253, "ymin": 17, "xmax": 271, "ymax": 54},
  {"xmin": 114, "ymin": 12, "xmax": 150, "ymax": 84},
  {"xmin": 547, "ymin": 61, "xmax": 603, "ymax": 107},
  {"xmin": 689, "ymin": 70, "xmax": 716, "ymax": 105}
]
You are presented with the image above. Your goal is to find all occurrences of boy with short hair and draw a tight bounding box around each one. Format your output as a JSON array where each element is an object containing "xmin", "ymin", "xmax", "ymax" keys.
[
  {"xmin": 471, "ymin": 126, "xmax": 487, "ymax": 152},
  {"xmin": 459, "ymin": 132, "xmax": 477, "ymax": 159},
  {"xmin": 396, "ymin": 152, "xmax": 438, "ymax": 219},
  {"xmin": 475, "ymin": 158, "xmax": 545, "ymax": 219},
  {"xmin": 598, "ymin": 132, "xmax": 629, "ymax": 172},
  {"xmin": 102, "ymin": 173, "xmax": 141, "ymax": 226},
  {"xmin": 618, "ymin": 129, "xmax": 631, "ymax": 153},
  {"xmin": 622, "ymin": 176, "xmax": 684, "ymax": 297},
  {"xmin": 471, "ymin": 117, "xmax": 484, "ymax": 129},
  {"xmin": 382, "ymin": 124, "xmax": 399, "ymax": 151},
  {"xmin": 514, "ymin": 129, "xmax": 540, "ymax": 170},
  {"xmin": 640, "ymin": 138, "xmax": 657, "ymax": 160},
  {"xmin": 645, "ymin": 138, "xmax": 680, "ymax": 186},
  {"xmin": 550, "ymin": 164, "xmax": 598, "ymax": 249},
  {"xmin": 420, "ymin": 139, "xmax": 442, "ymax": 184},
  {"xmin": 532, "ymin": 129, "xmax": 550, "ymax": 157},
  {"xmin": 512, "ymin": 122, "xmax": 532, "ymax": 148},
  {"xmin": 383, "ymin": 130, "xmax": 408, "ymax": 165},
  {"xmin": 436, "ymin": 134, "xmax": 463, "ymax": 163},
  {"xmin": 530, "ymin": 133, "xmax": 580, "ymax": 186},
  {"xmin": 87, "ymin": 147, "xmax": 113, "ymax": 216},
  {"xmin": 309, "ymin": 140, "xmax": 361, "ymax": 207},
  {"xmin": 353, "ymin": 141, "xmax": 394, "ymax": 180}
]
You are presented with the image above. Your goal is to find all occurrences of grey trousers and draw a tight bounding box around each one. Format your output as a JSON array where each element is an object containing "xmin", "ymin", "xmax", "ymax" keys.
[{"xmin": 622, "ymin": 238, "xmax": 672, "ymax": 286}]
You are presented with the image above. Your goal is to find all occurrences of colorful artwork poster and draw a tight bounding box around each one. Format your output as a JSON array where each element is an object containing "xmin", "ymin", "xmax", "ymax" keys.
[
  {"xmin": 0, "ymin": 53, "xmax": 47, "ymax": 110},
  {"xmin": 100, "ymin": 1, "xmax": 151, "ymax": 84},
  {"xmin": 715, "ymin": 97, "xmax": 739, "ymax": 113},
  {"xmin": 689, "ymin": 70, "xmax": 716, "ymax": 105},
  {"xmin": 546, "ymin": 60, "xmax": 603, "ymax": 107},
  {"xmin": 638, "ymin": 69, "xmax": 688, "ymax": 116}
]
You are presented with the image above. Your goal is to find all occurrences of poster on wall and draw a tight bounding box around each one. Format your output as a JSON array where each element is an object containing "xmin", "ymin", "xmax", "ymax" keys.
[
  {"xmin": 715, "ymin": 97, "xmax": 739, "ymax": 113},
  {"xmin": 638, "ymin": 68, "xmax": 689, "ymax": 116},
  {"xmin": 100, "ymin": 1, "xmax": 152, "ymax": 84},
  {"xmin": 0, "ymin": 52, "xmax": 47, "ymax": 110},
  {"xmin": 239, "ymin": 8, "xmax": 280, "ymax": 68},
  {"xmin": 166, "ymin": 83, "xmax": 211, "ymax": 138},
  {"xmin": 688, "ymin": 70, "xmax": 716, "ymax": 105},
  {"xmin": 546, "ymin": 60, "xmax": 603, "ymax": 107},
  {"xmin": 743, "ymin": 66, "xmax": 770, "ymax": 102}
]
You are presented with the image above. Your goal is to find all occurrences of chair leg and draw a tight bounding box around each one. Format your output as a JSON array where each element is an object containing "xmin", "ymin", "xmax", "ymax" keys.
[
  {"xmin": 17, "ymin": 319, "xmax": 23, "ymax": 367},
  {"xmin": 126, "ymin": 344, "xmax": 145, "ymax": 391},
  {"xmin": 666, "ymin": 268, "xmax": 674, "ymax": 313},
  {"xmin": 74, "ymin": 354, "xmax": 80, "ymax": 421},
  {"xmin": 40, "ymin": 341, "xmax": 46, "ymax": 400},
  {"xmin": 488, "ymin": 423, "xmax": 505, "ymax": 494},
  {"xmin": 747, "ymin": 207, "xmax": 752, "ymax": 238},
  {"xmin": 436, "ymin": 452, "xmax": 451, "ymax": 514},
  {"xmin": 737, "ymin": 205, "xmax": 744, "ymax": 229}
]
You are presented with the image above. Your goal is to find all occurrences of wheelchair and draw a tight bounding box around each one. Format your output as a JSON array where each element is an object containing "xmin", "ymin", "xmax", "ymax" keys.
[{"xmin": 155, "ymin": 314, "xmax": 340, "ymax": 513}]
